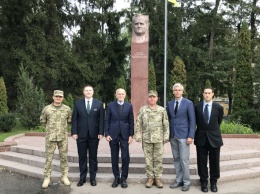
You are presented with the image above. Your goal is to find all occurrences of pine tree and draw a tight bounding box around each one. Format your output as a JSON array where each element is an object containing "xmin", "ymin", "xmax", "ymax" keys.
[
  {"xmin": 232, "ymin": 22, "xmax": 253, "ymax": 114},
  {"xmin": 63, "ymin": 93, "xmax": 74, "ymax": 110},
  {"xmin": 0, "ymin": 77, "xmax": 8, "ymax": 114},
  {"xmin": 16, "ymin": 65, "xmax": 46, "ymax": 128},
  {"xmin": 205, "ymin": 79, "xmax": 212, "ymax": 88},
  {"xmin": 115, "ymin": 76, "xmax": 129, "ymax": 101},
  {"xmin": 168, "ymin": 56, "xmax": 187, "ymax": 100},
  {"xmin": 148, "ymin": 62, "xmax": 157, "ymax": 91}
]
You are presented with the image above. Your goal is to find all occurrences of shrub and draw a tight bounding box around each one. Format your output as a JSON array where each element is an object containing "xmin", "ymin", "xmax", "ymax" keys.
[
  {"xmin": 63, "ymin": 93, "xmax": 74, "ymax": 110},
  {"xmin": 231, "ymin": 109, "xmax": 260, "ymax": 132},
  {"xmin": 221, "ymin": 120, "xmax": 254, "ymax": 134},
  {"xmin": 0, "ymin": 114, "xmax": 16, "ymax": 132},
  {"xmin": 0, "ymin": 77, "xmax": 8, "ymax": 114},
  {"xmin": 16, "ymin": 65, "xmax": 46, "ymax": 129}
]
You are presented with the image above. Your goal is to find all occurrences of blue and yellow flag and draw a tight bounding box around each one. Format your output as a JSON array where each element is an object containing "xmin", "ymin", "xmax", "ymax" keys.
[{"xmin": 168, "ymin": 0, "xmax": 180, "ymax": 7}]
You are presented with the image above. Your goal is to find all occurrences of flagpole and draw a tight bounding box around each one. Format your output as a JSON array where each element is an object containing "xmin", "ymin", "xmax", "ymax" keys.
[{"xmin": 163, "ymin": 0, "xmax": 168, "ymax": 108}]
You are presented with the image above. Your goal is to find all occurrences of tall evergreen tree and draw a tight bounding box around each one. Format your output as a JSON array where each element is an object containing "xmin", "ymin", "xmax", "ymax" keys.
[
  {"xmin": 168, "ymin": 56, "xmax": 187, "ymax": 100},
  {"xmin": 148, "ymin": 62, "xmax": 157, "ymax": 91},
  {"xmin": 0, "ymin": 0, "xmax": 31, "ymax": 109},
  {"xmin": 16, "ymin": 65, "xmax": 46, "ymax": 128},
  {"xmin": 205, "ymin": 79, "xmax": 212, "ymax": 88},
  {"xmin": 0, "ymin": 77, "xmax": 8, "ymax": 114},
  {"xmin": 72, "ymin": 1, "xmax": 128, "ymax": 103},
  {"xmin": 232, "ymin": 22, "xmax": 253, "ymax": 114},
  {"xmin": 115, "ymin": 75, "xmax": 129, "ymax": 101},
  {"xmin": 0, "ymin": 0, "xmax": 75, "ymax": 106}
]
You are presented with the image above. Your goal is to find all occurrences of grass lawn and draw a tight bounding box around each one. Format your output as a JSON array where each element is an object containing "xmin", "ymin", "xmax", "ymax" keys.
[{"xmin": 0, "ymin": 121, "xmax": 43, "ymax": 142}]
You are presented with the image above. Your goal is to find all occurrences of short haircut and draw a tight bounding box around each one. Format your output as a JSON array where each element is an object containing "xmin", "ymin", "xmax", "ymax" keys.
[
  {"xmin": 83, "ymin": 84, "xmax": 94, "ymax": 90},
  {"xmin": 115, "ymin": 88, "xmax": 126, "ymax": 94},
  {"xmin": 172, "ymin": 83, "xmax": 184, "ymax": 91},
  {"xmin": 204, "ymin": 87, "xmax": 214, "ymax": 93}
]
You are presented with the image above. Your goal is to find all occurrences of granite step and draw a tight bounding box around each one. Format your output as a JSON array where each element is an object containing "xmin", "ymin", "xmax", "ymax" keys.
[
  {"xmin": 9, "ymin": 145, "xmax": 260, "ymax": 164},
  {"xmin": 0, "ymin": 151, "xmax": 195, "ymax": 174},
  {"xmin": 1, "ymin": 150, "xmax": 260, "ymax": 175},
  {"xmin": 1, "ymin": 159, "xmax": 260, "ymax": 186}
]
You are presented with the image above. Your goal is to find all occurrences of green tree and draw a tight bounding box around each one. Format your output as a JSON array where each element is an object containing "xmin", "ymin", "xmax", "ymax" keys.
[
  {"xmin": 148, "ymin": 62, "xmax": 157, "ymax": 91},
  {"xmin": 168, "ymin": 56, "xmax": 187, "ymax": 101},
  {"xmin": 205, "ymin": 79, "xmax": 212, "ymax": 88},
  {"xmin": 0, "ymin": 0, "xmax": 75, "ymax": 107},
  {"xmin": 16, "ymin": 65, "xmax": 46, "ymax": 128},
  {"xmin": 0, "ymin": 77, "xmax": 8, "ymax": 114},
  {"xmin": 63, "ymin": 93, "xmax": 74, "ymax": 110},
  {"xmin": 0, "ymin": 0, "xmax": 31, "ymax": 109},
  {"xmin": 72, "ymin": 1, "xmax": 128, "ymax": 103},
  {"xmin": 115, "ymin": 75, "xmax": 129, "ymax": 101},
  {"xmin": 232, "ymin": 22, "xmax": 253, "ymax": 114}
]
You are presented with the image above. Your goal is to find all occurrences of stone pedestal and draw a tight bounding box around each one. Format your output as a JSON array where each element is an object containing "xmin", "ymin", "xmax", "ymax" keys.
[{"xmin": 131, "ymin": 26, "xmax": 149, "ymax": 120}]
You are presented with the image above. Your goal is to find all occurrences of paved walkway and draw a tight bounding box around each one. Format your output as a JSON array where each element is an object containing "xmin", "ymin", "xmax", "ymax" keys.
[
  {"xmin": 1, "ymin": 168, "xmax": 260, "ymax": 194},
  {"xmin": 14, "ymin": 135, "xmax": 260, "ymax": 156}
]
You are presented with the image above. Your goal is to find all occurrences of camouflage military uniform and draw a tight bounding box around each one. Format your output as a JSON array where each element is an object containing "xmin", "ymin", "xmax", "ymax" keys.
[
  {"xmin": 135, "ymin": 105, "xmax": 169, "ymax": 178},
  {"xmin": 40, "ymin": 103, "xmax": 72, "ymax": 178}
]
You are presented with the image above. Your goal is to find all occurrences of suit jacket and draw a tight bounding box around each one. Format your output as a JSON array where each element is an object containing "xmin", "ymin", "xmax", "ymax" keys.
[
  {"xmin": 105, "ymin": 101, "xmax": 134, "ymax": 140},
  {"xmin": 194, "ymin": 102, "xmax": 224, "ymax": 148},
  {"xmin": 167, "ymin": 97, "xmax": 196, "ymax": 139},
  {"xmin": 71, "ymin": 98, "xmax": 104, "ymax": 140}
]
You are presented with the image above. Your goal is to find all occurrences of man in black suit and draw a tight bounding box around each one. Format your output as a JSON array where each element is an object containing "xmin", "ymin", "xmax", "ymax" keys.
[
  {"xmin": 105, "ymin": 88, "xmax": 134, "ymax": 188},
  {"xmin": 71, "ymin": 85, "xmax": 104, "ymax": 187},
  {"xmin": 194, "ymin": 87, "xmax": 224, "ymax": 193}
]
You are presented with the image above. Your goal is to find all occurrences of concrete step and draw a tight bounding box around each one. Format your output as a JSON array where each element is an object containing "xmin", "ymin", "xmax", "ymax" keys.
[
  {"xmin": 0, "ymin": 151, "xmax": 195, "ymax": 174},
  {"xmin": 1, "ymin": 159, "xmax": 260, "ymax": 186},
  {"xmin": 9, "ymin": 145, "xmax": 260, "ymax": 164},
  {"xmin": 1, "ymin": 150, "xmax": 260, "ymax": 176}
]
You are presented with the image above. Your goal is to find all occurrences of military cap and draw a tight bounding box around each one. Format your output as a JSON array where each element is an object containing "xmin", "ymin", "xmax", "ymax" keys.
[
  {"xmin": 148, "ymin": 90, "xmax": 158, "ymax": 97},
  {"xmin": 53, "ymin": 90, "xmax": 64, "ymax": 97}
]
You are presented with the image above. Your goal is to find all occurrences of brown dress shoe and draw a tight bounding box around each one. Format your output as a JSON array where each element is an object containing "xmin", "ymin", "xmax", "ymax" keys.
[
  {"xmin": 155, "ymin": 178, "xmax": 163, "ymax": 188},
  {"xmin": 145, "ymin": 178, "xmax": 154, "ymax": 188}
]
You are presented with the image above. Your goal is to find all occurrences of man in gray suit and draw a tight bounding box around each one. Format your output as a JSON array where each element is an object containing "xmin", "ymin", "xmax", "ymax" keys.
[{"xmin": 167, "ymin": 83, "xmax": 196, "ymax": 192}]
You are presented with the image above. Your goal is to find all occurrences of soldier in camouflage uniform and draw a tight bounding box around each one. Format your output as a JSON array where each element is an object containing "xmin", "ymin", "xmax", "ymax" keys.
[
  {"xmin": 40, "ymin": 90, "xmax": 72, "ymax": 189},
  {"xmin": 135, "ymin": 90, "xmax": 169, "ymax": 188}
]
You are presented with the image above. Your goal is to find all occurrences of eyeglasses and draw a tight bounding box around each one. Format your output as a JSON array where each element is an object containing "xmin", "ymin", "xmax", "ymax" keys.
[
  {"xmin": 54, "ymin": 96, "xmax": 63, "ymax": 98},
  {"xmin": 174, "ymin": 90, "xmax": 182, "ymax": 92}
]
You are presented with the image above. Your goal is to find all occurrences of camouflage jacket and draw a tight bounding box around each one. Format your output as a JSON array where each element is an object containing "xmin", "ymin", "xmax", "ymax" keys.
[
  {"xmin": 135, "ymin": 105, "xmax": 169, "ymax": 143},
  {"xmin": 40, "ymin": 103, "xmax": 72, "ymax": 141}
]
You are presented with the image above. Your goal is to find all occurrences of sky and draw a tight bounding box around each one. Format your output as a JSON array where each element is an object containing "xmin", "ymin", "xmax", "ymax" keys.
[{"xmin": 115, "ymin": 0, "xmax": 131, "ymax": 11}]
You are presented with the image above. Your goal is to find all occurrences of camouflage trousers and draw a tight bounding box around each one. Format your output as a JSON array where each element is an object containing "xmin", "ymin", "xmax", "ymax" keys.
[
  {"xmin": 44, "ymin": 137, "xmax": 69, "ymax": 178},
  {"xmin": 142, "ymin": 142, "xmax": 164, "ymax": 179}
]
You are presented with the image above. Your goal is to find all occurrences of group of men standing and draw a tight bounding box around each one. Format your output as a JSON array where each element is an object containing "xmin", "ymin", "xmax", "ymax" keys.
[{"xmin": 40, "ymin": 83, "xmax": 223, "ymax": 193}]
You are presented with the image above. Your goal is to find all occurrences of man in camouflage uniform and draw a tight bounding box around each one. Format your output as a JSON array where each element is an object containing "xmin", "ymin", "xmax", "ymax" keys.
[
  {"xmin": 135, "ymin": 90, "xmax": 169, "ymax": 188},
  {"xmin": 40, "ymin": 90, "xmax": 72, "ymax": 189}
]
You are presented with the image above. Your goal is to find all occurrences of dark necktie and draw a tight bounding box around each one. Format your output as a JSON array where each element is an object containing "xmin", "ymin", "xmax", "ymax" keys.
[
  {"xmin": 87, "ymin": 101, "xmax": 90, "ymax": 114},
  {"xmin": 174, "ymin": 101, "xmax": 179, "ymax": 115},
  {"xmin": 118, "ymin": 104, "xmax": 123, "ymax": 118},
  {"xmin": 203, "ymin": 104, "xmax": 209, "ymax": 124}
]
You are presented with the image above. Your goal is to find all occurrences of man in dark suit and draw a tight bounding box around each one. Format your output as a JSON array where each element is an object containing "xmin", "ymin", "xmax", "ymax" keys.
[
  {"xmin": 194, "ymin": 87, "xmax": 223, "ymax": 193},
  {"xmin": 71, "ymin": 85, "xmax": 104, "ymax": 187},
  {"xmin": 105, "ymin": 88, "xmax": 134, "ymax": 188},
  {"xmin": 167, "ymin": 83, "xmax": 196, "ymax": 192}
]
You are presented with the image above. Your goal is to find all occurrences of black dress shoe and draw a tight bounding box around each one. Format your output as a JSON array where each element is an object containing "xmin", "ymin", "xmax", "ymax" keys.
[
  {"xmin": 201, "ymin": 184, "xmax": 208, "ymax": 192},
  {"xmin": 77, "ymin": 178, "xmax": 86, "ymax": 187},
  {"xmin": 111, "ymin": 178, "xmax": 121, "ymax": 188},
  {"xmin": 90, "ymin": 179, "xmax": 97, "ymax": 186},
  {"xmin": 211, "ymin": 184, "xmax": 218, "ymax": 192},
  {"xmin": 121, "ymin": 179, "xmax": 128, "ymax": 188}
]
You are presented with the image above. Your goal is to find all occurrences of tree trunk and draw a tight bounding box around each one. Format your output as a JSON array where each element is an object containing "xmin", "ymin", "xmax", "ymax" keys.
[
  {"xmin": 208, "ymin": 0, "xmax": 221, "ymax": 60},
  {"xmin": 250, "ymin": 0, "xmax": 257, "ymax": 62}
]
